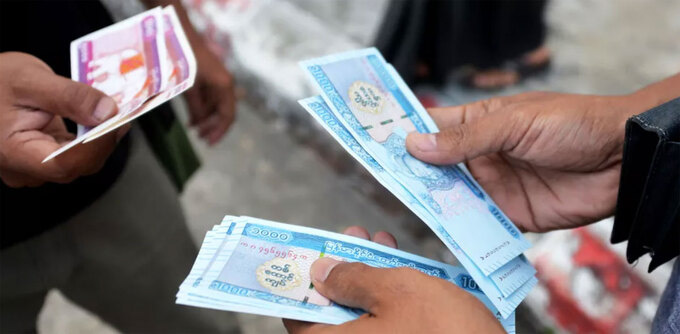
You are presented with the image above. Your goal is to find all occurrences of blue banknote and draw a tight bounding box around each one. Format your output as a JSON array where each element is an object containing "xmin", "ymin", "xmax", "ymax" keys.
[
  {"xmin": 299, "ymin": 96, "xmax": 535, "ymax": 315},
  {"xmin": 177, "ymin": 216, "xmax": 516, "ymax": 333},
  {"xmin": 300, "ymin": 48, "xmax": 531, "ymax": 276}
]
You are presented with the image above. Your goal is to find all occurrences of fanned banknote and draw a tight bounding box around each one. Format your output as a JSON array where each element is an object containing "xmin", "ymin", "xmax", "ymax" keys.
[
  {"xmin": 177, "ymin": 216, "xmax": 516, "ymax": 334},
  {"xmin": 43, "ymin": 6, "xmax": 196, "ymax": 162},
  {"xmin": 298, "ymin": 48, "xmax": 537, "ymax": 318},
  {"xmin": 299, "ymin": 96, "xmax": 535, "ymax": 317}
]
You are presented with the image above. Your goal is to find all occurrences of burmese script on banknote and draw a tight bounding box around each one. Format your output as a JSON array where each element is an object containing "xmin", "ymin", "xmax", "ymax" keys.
[{"xmin": 177, "ymin": 216, "xmax": 517, "ymax": 334}]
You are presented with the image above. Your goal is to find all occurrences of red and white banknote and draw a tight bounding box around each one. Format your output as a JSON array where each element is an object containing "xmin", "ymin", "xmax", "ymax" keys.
[{"xmin": 43, "ymin": 6, "xmax": 196, "ymax": 162}]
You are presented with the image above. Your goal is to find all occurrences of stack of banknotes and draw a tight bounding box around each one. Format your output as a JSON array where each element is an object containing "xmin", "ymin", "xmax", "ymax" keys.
[
  {"xmin": 44, "ymin": 6, "xmax": 196, "ymax": 162},
  {"xmin": 176, "ymin": 216, "xmax": 515, "ymax": 333},
  {"xmin": 177, "ymin": 48, "xmax": 535, "ymax": 332}
]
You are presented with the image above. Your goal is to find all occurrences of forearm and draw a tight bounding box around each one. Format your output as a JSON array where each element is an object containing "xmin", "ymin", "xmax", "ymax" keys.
[{"xmin": 627, "ymin": 72, "xmax": 680, "ymax": 114}]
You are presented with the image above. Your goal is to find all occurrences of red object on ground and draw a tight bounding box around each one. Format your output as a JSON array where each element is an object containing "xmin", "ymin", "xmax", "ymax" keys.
[{"xmin": 535, "ymin": 228, "xmax": 650, "ymax": 333}]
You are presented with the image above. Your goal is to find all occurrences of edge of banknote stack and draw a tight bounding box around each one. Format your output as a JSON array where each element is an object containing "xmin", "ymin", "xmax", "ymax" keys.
[{"xmin": 176, "ymin": 215, "xmax": 516, "ymax": 334}]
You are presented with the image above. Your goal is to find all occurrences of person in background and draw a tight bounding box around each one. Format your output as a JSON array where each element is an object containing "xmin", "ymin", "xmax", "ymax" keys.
[
  {"xmin": 377, "ymin": 0, "xmax": 550, "ymax": 89},
  {"xmin": 284, "ymin": 73, "xmax": 680, "ymax": 333},
  {"xmin": 0, "ymin": 0, "xmax": 237, "ymax": 332}
]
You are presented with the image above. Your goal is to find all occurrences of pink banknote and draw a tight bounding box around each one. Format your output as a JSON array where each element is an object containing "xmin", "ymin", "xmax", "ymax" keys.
[{"xmin": 43, "ymin": 6, "xmax": 196, "ymax": 162}]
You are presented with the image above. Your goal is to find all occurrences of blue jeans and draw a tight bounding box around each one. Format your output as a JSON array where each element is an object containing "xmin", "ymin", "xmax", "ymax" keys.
[{"xmin": 653, "ymin": 259, "xmax": 680, "ymax": 333}]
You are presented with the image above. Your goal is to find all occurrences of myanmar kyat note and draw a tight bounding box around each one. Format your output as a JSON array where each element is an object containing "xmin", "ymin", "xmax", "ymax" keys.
[
  {"xmin": 43, "ymin": 7, "xmax": 168, "ymax": 162},
  {"xmin": 300, "ymin": 48, "xmax": 531, "ymax": 275},
  {"xmin": 177, "ymin": 216, "xmax": 516, "ymax": 333},
  {"xmin": 82, "ymin": 6, "xmax": 197, "ymax": 143},
  {"xmin": 299, "ymin": 96, "xmax": 536, "ymax": 317}
]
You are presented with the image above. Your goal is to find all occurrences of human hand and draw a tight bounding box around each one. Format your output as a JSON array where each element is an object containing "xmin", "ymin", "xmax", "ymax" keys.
[
  {"xmin": 283, "ymin": 227, "xmax": 503, "ymax": 334},
  {"xmin": 0, "ymin": 52, "xmax": 128, "ymax": 188},
  {"xmin": 184, "ymin": 42, "xmax": 236, "ymax": 145},
  {"xmin": 405, "ymin": 91, "xmax": 644, "ymax": 232}
]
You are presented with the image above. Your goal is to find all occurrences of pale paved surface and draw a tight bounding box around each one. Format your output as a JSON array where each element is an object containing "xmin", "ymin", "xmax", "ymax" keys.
[{"xmin": 38, "ymin": 0, "xmax": 680, "ymax": 333}]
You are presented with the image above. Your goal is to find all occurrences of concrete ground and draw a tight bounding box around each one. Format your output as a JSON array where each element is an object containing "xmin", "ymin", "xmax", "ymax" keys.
[{"xmin": 37, "ymin": 0, "xmax": 680, "ymax": 333}]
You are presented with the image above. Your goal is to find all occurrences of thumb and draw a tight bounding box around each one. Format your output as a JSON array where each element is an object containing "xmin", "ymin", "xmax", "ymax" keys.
[
  {"xmin": 406, "ymin": 113, "xmax": 517, "ymax": 165},
  {"xmin": 15, "ymin": 69, "xmax": 117, "ymax": 126},
  {"xmin": 310, "ymin": 258, "xmax": 393, "ymax": 314}
]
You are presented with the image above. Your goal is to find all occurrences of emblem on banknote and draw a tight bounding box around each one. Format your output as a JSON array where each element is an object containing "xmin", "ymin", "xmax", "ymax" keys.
[
  {"xmin": 256, "ymin": 258, "xmax": 302, "ymax": 292},
  {"xmin": 348, "ymin": 81, "xmax": 385, "ymax": 115}
]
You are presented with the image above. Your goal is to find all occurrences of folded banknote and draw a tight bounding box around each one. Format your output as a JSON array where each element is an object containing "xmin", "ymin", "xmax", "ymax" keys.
[{"xmin": 43, "ymin": 5, "xmax": 196, "ymax": 162}]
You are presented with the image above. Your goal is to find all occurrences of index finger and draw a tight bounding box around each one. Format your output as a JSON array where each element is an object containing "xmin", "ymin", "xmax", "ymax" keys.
[
  {"xmin": 10, "ymin": 128, "xmax": 124, "ymax": 184},
  {"xmin": 428, "ymin": 93, "xmax": 539, "ymax": 130}
]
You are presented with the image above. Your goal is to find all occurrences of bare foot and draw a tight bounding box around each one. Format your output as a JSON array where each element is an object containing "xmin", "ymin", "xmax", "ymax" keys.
[{"xmin": 470, "ymin": 46, "xmax": 551, "ymax": 89}]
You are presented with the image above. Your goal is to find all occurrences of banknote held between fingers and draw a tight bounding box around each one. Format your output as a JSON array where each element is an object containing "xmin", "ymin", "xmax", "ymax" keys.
[
  {"xmin": 0, "ymin": 52, "xmax": 126, "ymax": 187},
  {"xmin": 297, "ymin": 260, "xmax": 505, "ymax": 334},
  {"xmin": 6, "ymin": 52, "xmax": 118, "ymax": 126}
]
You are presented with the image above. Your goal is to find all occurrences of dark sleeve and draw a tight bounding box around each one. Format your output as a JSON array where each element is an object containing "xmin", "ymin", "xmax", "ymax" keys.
[{"xmin": 612, "ymin": 97, "xmax": 680, "ymax": 272}]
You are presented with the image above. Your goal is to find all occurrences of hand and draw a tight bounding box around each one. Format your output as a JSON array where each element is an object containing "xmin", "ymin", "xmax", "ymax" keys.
[
  {"xmin": 0, "ymin": 52, "xmax": 128, "ymax": 188},
  {"xmin": 405, "ymin": 91, "xmax": 644, "ymax": 232},
  {"xmin": 283, "ymin": 227, "xmax": 503, "ymax": 334},
  {"xmin": 184, "ymin": 42, "xmax": 236, "ymax": 145}
]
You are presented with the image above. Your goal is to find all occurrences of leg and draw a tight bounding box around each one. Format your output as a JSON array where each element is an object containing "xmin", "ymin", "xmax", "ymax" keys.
[
  {"xmin": 58, "ymin": 129, "xmax": 239, "ymax": 333},
  {"xmin": 1, "ymin": 227, "xmax": 76, "ymax": 333}
]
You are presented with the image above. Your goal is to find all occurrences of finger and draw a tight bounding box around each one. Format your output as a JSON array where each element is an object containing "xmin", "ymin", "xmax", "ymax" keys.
[
  {"xmin": 6, "ymin": 128, "xmax": 120, "ymax": 184},
  {"xmin": 427, "ymin": 106, "xmax": 468, "ymax": 129},
  {"xmin": 342, "ymin": 226, "xmax": 371, "ymax": 240},
  {"xmin": 206, "ymin": 92, "xmax": 236, "ymax": 145},
  {"xmin": 184, "ymin": 87, "xmax": 209, "ymax": 125},
  {"xmin": 14, "ymin": 69, "xmax": 117, "ymax": 126},
  {"xmin": 310, "ymin": 259, "xmax": 394, "ymax": 313},
  {"xmin": 406, "ymin": 112, "xmax": 520, "ymax": 165},
  {"xmin": 0, "ymin": 169, "xmax": 44, "ymax": 188},
  {"xmin": 426, "ymin": 98, "xmax": 495, "ymax": 129},
  {"xmin": 198, "ymin": 102, "xmax": 235, "ymax": 145},
  {"xmin": 372, "ymin": 231, "xmax": 397, "ymax": 248}
]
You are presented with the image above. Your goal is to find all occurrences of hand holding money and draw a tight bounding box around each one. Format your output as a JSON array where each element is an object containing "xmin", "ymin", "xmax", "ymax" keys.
[
  {"xmin": 176, "ymin": 216, "xmax": 517, "ymax": 333},
  {"xmin": 0, "ymin": 52, "xmax": 128, "ymax": 187},
  {"xmin": 405, "ymin": 92, "xmax": 637, "ymax": 233},
  {"xmin": 284, "ymin": 259, "xmax": 504, "ymax": 334},
  {"xmin": 42, "ymin": 6, "xmax": 198, "ymax": 162}
]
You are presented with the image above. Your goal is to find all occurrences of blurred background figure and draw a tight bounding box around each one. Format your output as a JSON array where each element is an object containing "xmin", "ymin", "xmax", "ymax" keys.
[{"xmin": 376, "ymin": 0, "xmax": 550, "ymax": 89}]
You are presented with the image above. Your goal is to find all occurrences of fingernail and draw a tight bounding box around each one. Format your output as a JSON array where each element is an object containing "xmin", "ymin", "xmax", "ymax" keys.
[
  {"xmin": 93, "ymin": 98, "xmax": 116, "ymax": 122},
  {"xmin": 311, "ymin": 258, "xmax": 341, "ymax": 283},
  {"xmin": 410, "ymin": 133, "xmax": 437, "ymax": 152}
]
